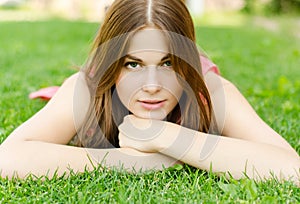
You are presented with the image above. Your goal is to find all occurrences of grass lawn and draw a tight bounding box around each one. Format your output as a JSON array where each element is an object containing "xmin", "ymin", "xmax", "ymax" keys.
[{"xmin": 0, "ymin": 15, "xmax": 299, "ymax": 203}]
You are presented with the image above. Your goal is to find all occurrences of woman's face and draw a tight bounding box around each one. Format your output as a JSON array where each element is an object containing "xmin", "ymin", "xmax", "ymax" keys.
[{"xmin": 116, "ymin": 28, "xmax": 183, "ymax": 120}]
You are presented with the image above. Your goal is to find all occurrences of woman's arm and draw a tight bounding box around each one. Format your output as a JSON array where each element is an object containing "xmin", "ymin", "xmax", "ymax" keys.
[
  {"xmin": 0, "ymin": 141, "xmax": 177, "ymax": 178},
  {"xmin": 0, "ymin": 72, "xmax": 177, "ymax": 179},
  {"xmin": 119, "ymin": 115, "xmax": 299, "ymax": 182},
  {"xmin": 118, "ymin": 73, "xmax": 300, "ymax": 183}
]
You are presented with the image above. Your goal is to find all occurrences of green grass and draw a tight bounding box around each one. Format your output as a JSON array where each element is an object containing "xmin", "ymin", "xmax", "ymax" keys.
[{"xmin": 0, "ymin": 17, "xmax": 299, "ymax": 203}]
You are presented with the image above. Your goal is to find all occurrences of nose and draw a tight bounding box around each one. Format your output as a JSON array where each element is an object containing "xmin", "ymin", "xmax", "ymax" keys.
[{"xmin": 142, "ymin": 66, "xmax": 162, "ymax": 94}]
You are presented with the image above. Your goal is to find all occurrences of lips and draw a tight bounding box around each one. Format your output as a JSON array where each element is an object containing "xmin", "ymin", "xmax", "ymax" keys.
[{"xmin": 138, "ymin": 99, "xmax": 166, "ymax": 110}]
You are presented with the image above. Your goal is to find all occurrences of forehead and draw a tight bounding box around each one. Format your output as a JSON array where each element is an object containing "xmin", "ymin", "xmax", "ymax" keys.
[{"xmin": 127, "ymin": 28, "xmax": 169, "ymax": 54}]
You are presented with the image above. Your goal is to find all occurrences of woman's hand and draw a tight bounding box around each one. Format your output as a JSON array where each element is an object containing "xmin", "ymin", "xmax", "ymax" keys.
[{"xmin": 118, "ymin": 115, "xmax": 174, "ymax": 153}]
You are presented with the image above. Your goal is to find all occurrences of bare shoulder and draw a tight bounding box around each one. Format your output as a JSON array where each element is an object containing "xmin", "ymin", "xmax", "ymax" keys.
[
  {"xmin": 204, "ymin": 71, "xmax": 232, "ymax": 94},
  {"xmin": 2, "ymin": 72, "xmax": 91, "ymax": 146},
  {"xmin": 204, "ymin": 72, "xmax": 297, "ymax": 154},
  {"xmin": 204, "ymin": 72, "xmax": 233, "ymax": 134}
]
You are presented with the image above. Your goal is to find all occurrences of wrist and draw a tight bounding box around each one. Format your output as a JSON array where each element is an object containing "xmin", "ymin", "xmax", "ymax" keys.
[
  {"xmin": 154, "ymin": 121, "xmax": 180, "ymax": 152},
  {"xmin": 159, "ymin": 123, "xmax": 197, "ymax": 161}
]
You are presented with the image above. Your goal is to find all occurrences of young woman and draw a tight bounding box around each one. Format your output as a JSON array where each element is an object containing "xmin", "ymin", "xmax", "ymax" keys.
[{"xmin": 0, "ymin": 0, "xmax": 299, "ymax": 184}]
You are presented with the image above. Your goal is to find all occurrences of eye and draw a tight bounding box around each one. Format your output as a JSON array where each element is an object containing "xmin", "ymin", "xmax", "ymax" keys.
[
  {"xmin": 163, "ymin": 60, "xmax": 172, "ymax": 67},
  {"xmin": 161, "ymin": 60, "xmax": 172, "ymax": 69},
  {"xmin": 124, "ymin": 62, "xmax": 141, "ymax": 70}
]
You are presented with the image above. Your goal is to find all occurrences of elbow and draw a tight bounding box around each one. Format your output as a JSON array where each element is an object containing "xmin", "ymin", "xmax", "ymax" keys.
[
  {"xmin": 0, "ymin": 145, "xmax": 13, "ymax": 179},
  {"xmin": 236, "ymin": 154, "xmax": 300, "ymax": 184},
  {"xmin": 257, "ymin": 154, "xmax": 300, "ymax": 185},
  {"xmin": 0, "ymin": 144, "xmax": 27, "ymax": 179},
  {"xmin": 281, "ymin": 155, "xmax": 300, "ymax": 184},
  {"xmin": 273, "ymin": 148, "xmax": 299, "ymax": 181}
]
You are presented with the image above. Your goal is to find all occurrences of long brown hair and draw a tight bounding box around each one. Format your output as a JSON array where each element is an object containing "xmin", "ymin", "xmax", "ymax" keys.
[{"xmin": 73, "ymin": 0, "xmax": 217, "ymax": 148}]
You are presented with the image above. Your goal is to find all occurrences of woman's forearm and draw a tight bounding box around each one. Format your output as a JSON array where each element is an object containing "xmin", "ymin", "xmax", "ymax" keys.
[
  {"xmin": 159, "ymin": 125, "xmax": 300, "ymax": 182},
  {"xmin": 0, "ymin": 141, "xmax": 177, "ymax": 179}
]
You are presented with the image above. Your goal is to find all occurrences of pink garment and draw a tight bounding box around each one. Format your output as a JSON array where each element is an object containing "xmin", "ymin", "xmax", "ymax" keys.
[
  {"xmin": 29, "ymin": 57, "xmax": 219, "ymax": 101},
  {"xmin": 200, "ymin": 55, "xmax": 220, "ymax": 76},
  {"xmin": 29, "ymin": 86, "xmax": 60, "ymax": 101}
]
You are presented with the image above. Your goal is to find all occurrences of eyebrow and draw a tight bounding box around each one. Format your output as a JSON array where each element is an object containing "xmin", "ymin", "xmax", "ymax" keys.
[
  {"xmin": 125, "ymin": 54, "xmax": 171, "ymax": 62},
  {"xmin": 161, "ymin": 54, "xmax": 171, "ymax": 61}
]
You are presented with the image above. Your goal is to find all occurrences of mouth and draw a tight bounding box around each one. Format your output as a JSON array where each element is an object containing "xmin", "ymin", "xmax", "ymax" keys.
[{"xmin": 138, "ymin": 99, "xmax": 167, "ymax": 110}]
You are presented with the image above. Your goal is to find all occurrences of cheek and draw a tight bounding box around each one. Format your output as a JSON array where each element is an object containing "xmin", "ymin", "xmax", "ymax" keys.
[
  {"xmin": 116, "ymin": 74, "xmax": 129, "ymax": 109},
  {"xmin": 171, "ymin": 78, "xmax": 183, "ymax": 98},
  {"xmin": 115, "ymin": 71, "xmax": 142, "ymax": 109},
  {"xmin": 160, "ymin": 70, "xmax": 183, "ymax": 100}
]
